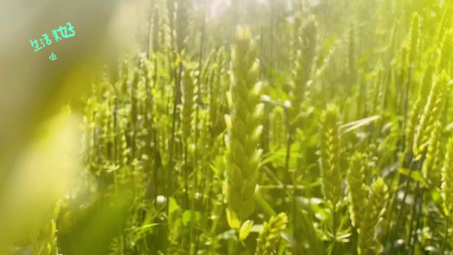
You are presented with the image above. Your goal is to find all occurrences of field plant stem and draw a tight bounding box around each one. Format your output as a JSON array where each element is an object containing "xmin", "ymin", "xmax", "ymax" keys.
[
  {"xmin": 228, "ymin": 238, "xmax": 236, "ymax": 255},
  {"xmin": 153, "ymin": 58, "xmax": 159, "ymax": 204},
  {"xmin": 111, "ymin": 96, "xmax": 119, "ymax": 197},
  {"xmin": 407, "ymin": 181, "xmax": 420, "ymax": 255},
  {"xmin": 331, "ymin": 203, "xmax": 338, "ymax": 255},
  {"xmin": 403, "ymin": 68, "xmax": 413, "ymax": 133},
  {"xmin": 194, "ymin": 0, "xmax": 206, "ymax": 193},
  {"xmin": 384, "ymin": 168, "xmax": 397, "ymax": 243},
  {"xmin": 284, "ymin": 125, "xmax": 293, "ymax": 211},
  {"xmin": 398, "ymin": 158, "xmax": 415, "ymax": 219},
  {"xmin": 384, "ymin": 125, "xmax": 412, "ymax": 244},
  {"xmin": 283, "ymin": 104, "xmax": 292, "ymax": 211},
  {"xmin": 145, "ymin": 0, "xmax": 155, "ymax": 58},
  {"xmin": 390, "ymin": 157, "xmax": 415, "ymax": 252},
  {"xmin": 442, "ymin": 211, "xmax": 450, "ymax": 254},
  {"xmin": 268, "ymin": 0, "xmax": 274, "ymax": 81},
  {"xmin": 413, "ymin": 186, "xmax": 424, "ymax": 252},
  {"xmin": 184, "ymin": 144, "xmax": 189, "ymax": 210},
  {"xmin": 169, "ymin": 63, "xmax": 183, "ymax": 195}
]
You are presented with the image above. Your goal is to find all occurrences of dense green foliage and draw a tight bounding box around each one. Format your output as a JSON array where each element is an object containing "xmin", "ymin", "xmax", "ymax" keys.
[{"xmin": 17, "ymin": 0, "xmax": 453, "ymax": 254}]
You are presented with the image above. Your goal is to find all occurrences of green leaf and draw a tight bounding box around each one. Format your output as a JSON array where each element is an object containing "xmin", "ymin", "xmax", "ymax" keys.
[
  {"xmin": 182, "ymin": 210, "xmax": 201, "ymax": 226},
  {"xmin": 431, "ymin": 189, "xmax": 442, "ymax": 204},
  {"xmin": 340, "ymin": 115, "xmax": 380, "ymax": 134},
  {"xmin": 254, "ymin": 192, "xmax": 277, "ymax": 217},
  {"xmin": 398, "ymin": 168, "xmax": 428, "ymax": 186},
  {"xmin": 182, "ymin": 210, "xmax": 191, "ymax": 226},
  {"xmin": 239, "ymin": 220, "xmax": 254, "ymax": 242},
  {"xmin": 168, "ymin": 197, "xmax": 181, "ymax": 224},
  {"xmin": 226, "ymin": 208, "xmax": 241, "ymax": 229}
]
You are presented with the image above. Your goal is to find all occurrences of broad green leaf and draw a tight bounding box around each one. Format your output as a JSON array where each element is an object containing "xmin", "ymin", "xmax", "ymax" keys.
[
  {"xmin": 398, "ymin": 168, "xmax": 428, "ymax": 186},
  {"xmin": 182, "ymin": 210, "xmax": 201, "ymax": 226},
  {"xmin": 239, "ymin": 220, "xmax": 254, "ymax": 242},
  {"xmin": 168, "ymin": 197, "xmax": 181, "ymax": 224},
  {"xmin": 226, "ymin": 208, "xmax": 241, "ymax": 229}
]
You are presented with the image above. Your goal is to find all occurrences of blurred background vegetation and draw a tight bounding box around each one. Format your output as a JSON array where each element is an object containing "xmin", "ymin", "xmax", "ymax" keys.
[{"xmin": 2, "ymin": 0, "xmax": 453, "ymax": 254}]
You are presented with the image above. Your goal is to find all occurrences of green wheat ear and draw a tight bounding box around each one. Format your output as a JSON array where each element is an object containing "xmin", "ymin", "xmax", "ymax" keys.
[
  {"xmin": 225, "ymin": 26, "xmax": 263, "ymax": 224},
  {"xmin": 181, "ymin": 62, "xmax": 195, "ymax": 141},
  {"xmin": 319, "ymin": 104, "xmax": 342, "ymax": 207},
  {"xmin": 347, "ymin": 152, "xmax": 369, "ymax": 228},
  {"xmin": 408, "ymin": 12, "xmax": 420, "ymax": 66},
  {"xmin": 175, "ymin": 0, "xmax": 191, "ymax": 52},
  {"xmin": 157, "ymin": 5, "xmax": 172, "ymax": 53},
  {"xmin": 413, "ymin": 71, "xmax": 450, "ymax": 157},
  {"xmin": 348, "ymin": 22, "xmax": 357, "ymax": 86},
  {"xmin": 438, "ymin": 30, "xmax": 453, "ymax": 72},
  {"xmin": 358, "ymin": 178, "xmax": 388, "ymax": 255},
  {"xmin": 405, "ymin": 65, "xmax": 433, "ymax": 154},
  {"xmin": 256, "ymin": 213, "xmax": 288, "ymax": 255},
  {"xmin": 442, "ymin": 135, "xmax": 453, "ymax": 214},
  {"xmin": 293, "ymin": 15, "xmax": 317, "ymax": 110},
  {"xmin": 270, "ymin": 105, "xmax": 287, "ymax": 151},
  {"xmin": 422, "ymin": 120, "xmax": 442, "ymax": 187}
]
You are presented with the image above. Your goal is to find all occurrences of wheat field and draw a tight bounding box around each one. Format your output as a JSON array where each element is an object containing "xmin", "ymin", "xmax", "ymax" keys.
[{"xmin": 5, "ymin": 0, "xmax": 453, "ymax": 254}]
